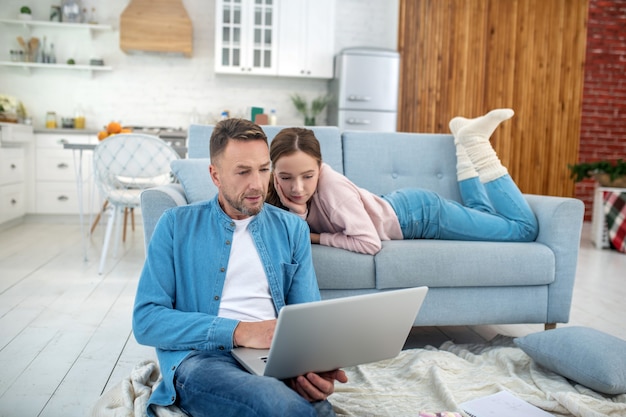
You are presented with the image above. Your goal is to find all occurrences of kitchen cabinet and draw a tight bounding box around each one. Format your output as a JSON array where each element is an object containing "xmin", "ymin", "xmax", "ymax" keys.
[
  {"xmin": 214, "ymin": 0, "xmax": 278, "ymax": 75},
  {"xmin": 0, "ymin": 18, "xmax": 112, "ymax": 75},
  {"xmin": 0, "ymin": 123, "xmax": 33, "ymax": 225},
  {"xmin": 34, "ymin": 131, "xmax": 96, "ymax": 214},
  {"xmin": 277, "ymin": 0, "xmax": 335, "ymax": 79}
]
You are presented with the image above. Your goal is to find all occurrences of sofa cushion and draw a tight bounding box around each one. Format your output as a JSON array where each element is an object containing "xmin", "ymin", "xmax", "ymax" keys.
[
  {"xmin": 374, "ymin": 240, "xmax": 555, "ymax": 288},
  {"xmin": 342, "ymin": 132, "xmax": 461, "ymax": 201},
  {"xmin": 312, "ymin": 245, "xmax": 376, "ymax": 289},
  {"xmin": 170, "ymin": 159, "xmax": 217, "ymax": 203},
  {"xmin": 514, "ymin": 327, "xmax": 626, "ymax": 395},
  {"xmin": 415, "ymin": 286, "xmax": 551, "ymax": 325}
]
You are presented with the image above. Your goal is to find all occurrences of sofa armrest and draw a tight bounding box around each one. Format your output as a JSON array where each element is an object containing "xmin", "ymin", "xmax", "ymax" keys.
[
  {"xmin": 524, "ymin": 194, "xmax": 585, "ymax": 324},
  {"xmin": 140, "ymin": 184, "xmax": 188, "ymax": 250}
]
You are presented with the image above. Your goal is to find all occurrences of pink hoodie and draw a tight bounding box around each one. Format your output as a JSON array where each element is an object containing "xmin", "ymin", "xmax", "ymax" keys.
[{"xmin": 305, "ymin": 163, "xmax": 403, "ymax": 255}]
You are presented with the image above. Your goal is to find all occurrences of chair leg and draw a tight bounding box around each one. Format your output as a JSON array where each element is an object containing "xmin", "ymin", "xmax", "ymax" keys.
[
  {"xmin": 90, "ymin": 200, "xmax": 109, "ymax": 235},
  {"xmin": 113, "ymin": 206, "xmax": 124, "ymax": 258},
  {"xmin": 123, "ymin": 207, "xmax": 129, "ymax": 242},
  {"xmin": 98, "ymin": 204, "xmax": 117, "ymax": 274},
  {"xmin": 545, "ymin": 323, "xmax": 557, "ymax": 330},
  {"xmin": 122, "ymin": 207, "xmax": 135, "ymax": 242}
]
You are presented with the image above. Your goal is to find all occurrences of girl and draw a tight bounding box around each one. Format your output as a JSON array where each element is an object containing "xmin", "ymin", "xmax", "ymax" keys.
[{"xmin": 266, "ymin": 109, "xmax": 538, "ymax": 255}]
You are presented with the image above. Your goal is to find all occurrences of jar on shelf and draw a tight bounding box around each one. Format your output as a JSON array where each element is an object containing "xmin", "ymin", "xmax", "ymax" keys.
[
  {"xmin": 74, "ymin": 107, "xmax": 85, "ymax": 129},
  {"xmin": 45, "ymin": 111, "xmax": 57, "ymax": 129},
  {"xmin": 48, "ymin": 43, "xmax": 57, "ymax": 64},
  {"xmin": 61, "ymin": 0, "xmax": 83, "ymax": 23}
]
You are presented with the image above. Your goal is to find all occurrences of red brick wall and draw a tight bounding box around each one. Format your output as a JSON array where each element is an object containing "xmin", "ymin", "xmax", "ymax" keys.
[{"xmin": 577, "ymin": 0, "xmax": 626, "ymax": 221}]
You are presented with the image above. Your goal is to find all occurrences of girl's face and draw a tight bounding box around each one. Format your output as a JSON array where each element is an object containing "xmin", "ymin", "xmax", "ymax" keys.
[{"xmin": 273, "ymin": 150, "xmax": 320, "ymax": 205}]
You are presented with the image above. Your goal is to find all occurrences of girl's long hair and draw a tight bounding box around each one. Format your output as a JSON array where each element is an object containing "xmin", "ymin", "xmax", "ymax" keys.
[{"xmin": 266, "ymin": 128, "xmax": 322, "ymax": 209}]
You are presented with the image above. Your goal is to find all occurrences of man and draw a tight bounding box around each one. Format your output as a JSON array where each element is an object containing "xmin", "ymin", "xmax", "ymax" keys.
[{"xmin": 133, "ymin": 118, "xmax": 347, "ymax": 417}]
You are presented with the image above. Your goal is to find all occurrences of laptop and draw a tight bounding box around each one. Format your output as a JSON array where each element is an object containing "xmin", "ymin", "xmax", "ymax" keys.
[{"xmin": 231, "ymin": 286, "xmax": 428, "ymax": 380}]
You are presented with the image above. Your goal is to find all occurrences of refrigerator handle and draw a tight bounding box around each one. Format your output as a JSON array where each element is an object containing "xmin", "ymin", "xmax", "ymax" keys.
[
  {"xmin": 347, "ymin": 95, "xmax": 372, "ymax": 102},
  {"xmin": 346, "ymin": 118, "xmax": 371, "ymax": 125}
]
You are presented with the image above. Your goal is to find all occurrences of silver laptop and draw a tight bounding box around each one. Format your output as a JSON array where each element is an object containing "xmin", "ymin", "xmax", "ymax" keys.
[{"xmin": 231, "ymin": 286, "xmax": 428, "ymax": 379}]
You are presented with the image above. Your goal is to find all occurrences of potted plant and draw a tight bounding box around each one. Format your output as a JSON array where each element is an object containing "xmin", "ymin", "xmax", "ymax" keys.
[
  {"xmin": 290, "ymin": 93, "xmax": 332, "ymax": 126},
  {"xmin": 568, "ymin": 160, "xmax": 626, "ymax": 188},
  {"xmin": 18, "ymin": 6, "xmax": 32, "ymax": 20},
  {"xmin": 0, "ymin": 94, "xmax": 19, "ymax": 123}
]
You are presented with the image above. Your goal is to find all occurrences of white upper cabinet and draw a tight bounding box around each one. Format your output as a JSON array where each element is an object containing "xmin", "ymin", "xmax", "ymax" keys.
[
  {"xmin": 214, "ymin": 0, "xmax": 335, "ymax": 78},
  {"xmin": 277, "ymin": 0, "xmax": 335, "ymax": 79},
  {"xmin": 214, "ymin": 0, "xmax": 278, "ymax": 75}
]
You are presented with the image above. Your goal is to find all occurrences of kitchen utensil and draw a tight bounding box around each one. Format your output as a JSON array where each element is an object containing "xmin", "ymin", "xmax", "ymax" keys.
[
  {"xmin": 28, "ymin": 37, "xmax": 39, "ymax": 62},
  {"xmin": 17, "ymin": 36, "xmax": 31, "ymax": 62},
  {"xmin": 17, "ymin": 36, "xmax": 27, "ymax": 52}
]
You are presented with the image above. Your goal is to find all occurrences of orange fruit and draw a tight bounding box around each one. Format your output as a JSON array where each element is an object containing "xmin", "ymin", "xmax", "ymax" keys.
[
  {"xmin": 107, "ymin": 121, "xmax": 122, "ymax": 134},
  {"xmin": 120, "ymin": 128, "xmax": 133, "ymax": 133},
  {"xmin": 97, "ymin": 130, "xmax": 109, "ymax": 141}
]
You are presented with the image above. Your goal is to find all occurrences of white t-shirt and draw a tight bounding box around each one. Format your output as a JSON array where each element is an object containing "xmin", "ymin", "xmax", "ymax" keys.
[{"xmin": 217, "ymin": 216, "xmax": 276, "ymax": 321}]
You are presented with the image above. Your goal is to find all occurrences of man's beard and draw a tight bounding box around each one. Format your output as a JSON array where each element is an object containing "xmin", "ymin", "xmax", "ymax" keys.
[{"xmin": 223, "ymin": 191, "xmax": 264, "ymax": 217}]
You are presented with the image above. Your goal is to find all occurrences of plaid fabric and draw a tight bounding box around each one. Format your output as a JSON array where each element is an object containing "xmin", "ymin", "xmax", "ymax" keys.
[{"xmin": 603, "ymin": 190, "xmax": 626, "ymax": 253}]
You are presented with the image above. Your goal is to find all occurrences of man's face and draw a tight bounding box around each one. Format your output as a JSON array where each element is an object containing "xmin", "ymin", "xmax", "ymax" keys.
[{"xmin": 209, "ymin": 139, "xmax": 271, "ymax": 219}]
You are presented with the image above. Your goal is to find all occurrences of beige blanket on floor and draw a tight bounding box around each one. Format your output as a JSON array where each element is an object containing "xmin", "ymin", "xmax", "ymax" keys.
[
  {"xmin": 332, "ymin": 336, "xmax": 626, "ymax": 417},
  {"xmin": 91, "ymin": 336, "xmax": 626, "ymax": 417},
  {"xmin": 90, "ymin": 360, "xmax": 185, "ymax": 417}
]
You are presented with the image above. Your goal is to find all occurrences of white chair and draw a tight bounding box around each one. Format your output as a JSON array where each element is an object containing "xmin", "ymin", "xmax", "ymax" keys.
[{"xmin": 93, "ymin": 133, "xmax": 180, "ymax": 274}]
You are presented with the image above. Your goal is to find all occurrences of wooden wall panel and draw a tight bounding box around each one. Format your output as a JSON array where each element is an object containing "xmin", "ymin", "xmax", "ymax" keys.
[{"xmin": 398, "ymin": 0, "xmax": 588, "ymax": 197}]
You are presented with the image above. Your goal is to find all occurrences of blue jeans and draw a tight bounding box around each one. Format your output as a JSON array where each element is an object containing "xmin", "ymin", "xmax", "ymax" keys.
[
  {"xmin": 383, "ymin": 175, "xmax": 538, "ymax": 241},
  {"xmin": 174, "ymin": 351, "xmax": 336, "ymax": 417}
]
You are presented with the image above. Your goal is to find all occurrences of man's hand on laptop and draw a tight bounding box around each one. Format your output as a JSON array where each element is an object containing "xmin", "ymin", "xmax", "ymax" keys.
[
  {"xmin": 233, "ymin": 319, "xmax": 277, "ymax": 348},
  {"xmin": 288, "ymin": 370, "xmax": 349, "ymax": 402}
]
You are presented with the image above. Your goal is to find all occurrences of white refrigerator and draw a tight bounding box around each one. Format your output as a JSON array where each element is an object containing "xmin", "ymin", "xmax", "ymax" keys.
[{"xmin": 328, "ymin": 47, "xmax": 400, "ymax": 132}]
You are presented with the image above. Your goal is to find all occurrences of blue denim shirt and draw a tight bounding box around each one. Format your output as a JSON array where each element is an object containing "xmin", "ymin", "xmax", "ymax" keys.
[{"xmin": 132, "ymin": 196, "xmax": 320, "ymax": 413}]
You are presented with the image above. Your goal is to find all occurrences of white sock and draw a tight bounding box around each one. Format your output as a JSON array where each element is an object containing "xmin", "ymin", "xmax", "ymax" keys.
[
  {"xmin": 449, "ymin": 117, "xmax": 477, "ymax": 181},
  {"xmin": 449, "ymin": 117, "xmax": 469, "ymax": 136},
  {"xmin": 456, "ymin": 109, "xmax": 514, "ymax": 182}
]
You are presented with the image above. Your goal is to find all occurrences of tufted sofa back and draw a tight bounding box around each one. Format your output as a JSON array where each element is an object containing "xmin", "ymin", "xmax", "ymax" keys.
[
  {"xmin": 342, "ymin": 131, "xmax": 461, "ymax": 202},
  {"xmin": 187, "ymin": 124, "xmax": 344, "ymax": 174},
  {"xmin": 180, "ymin": 124, "xmax": 461, "ymax": 204}
]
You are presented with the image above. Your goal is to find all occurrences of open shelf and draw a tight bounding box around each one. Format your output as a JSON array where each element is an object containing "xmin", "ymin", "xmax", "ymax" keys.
[
  {"xmin": 1, "ymin": 18, "xmax": 114, "ymax": 74},
  {"xmin": 0, "ymin": 18, "xmax": 112, "ymax": 34},
  {"xmin": 0, "ymin": 61, "xmax": 112, "ymax": 75}
]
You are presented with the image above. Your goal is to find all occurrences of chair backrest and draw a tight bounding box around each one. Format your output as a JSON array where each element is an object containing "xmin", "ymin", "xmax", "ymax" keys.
[{"xmin": 93, "ymin": 134, "xmax": 180, "ymax": 207}]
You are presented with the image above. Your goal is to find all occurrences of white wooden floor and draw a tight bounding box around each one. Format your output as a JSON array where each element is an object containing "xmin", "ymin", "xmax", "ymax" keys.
[{"xmin": 0, "ymin": 217, "xmax": 624, "ymax": 417}]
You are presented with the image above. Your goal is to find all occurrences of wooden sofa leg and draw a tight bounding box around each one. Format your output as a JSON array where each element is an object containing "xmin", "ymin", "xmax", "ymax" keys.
[{"xmin": 544, "ymin": 323, "xmax": 557, "ymax": 330}]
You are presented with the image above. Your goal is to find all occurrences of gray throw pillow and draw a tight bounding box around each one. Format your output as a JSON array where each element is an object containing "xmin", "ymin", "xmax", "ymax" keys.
[
  {"xmin": 514, "ymin": 326, "xmax": 626, "ymax": 395},
  {"xmin": 170, "ymin": 159, "xmax": 217, "ymax": 203}
]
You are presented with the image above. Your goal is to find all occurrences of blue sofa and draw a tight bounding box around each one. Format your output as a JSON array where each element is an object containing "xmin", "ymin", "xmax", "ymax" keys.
[{"xmin": 140, "ymin": 124, "xmax": 585, "ymax": 329}]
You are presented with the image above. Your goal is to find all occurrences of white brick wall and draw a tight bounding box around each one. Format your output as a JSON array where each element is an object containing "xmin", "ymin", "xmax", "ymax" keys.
[{"xmin": 0, "ymin": 0, "xmax": 398, "ymax": 130}]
